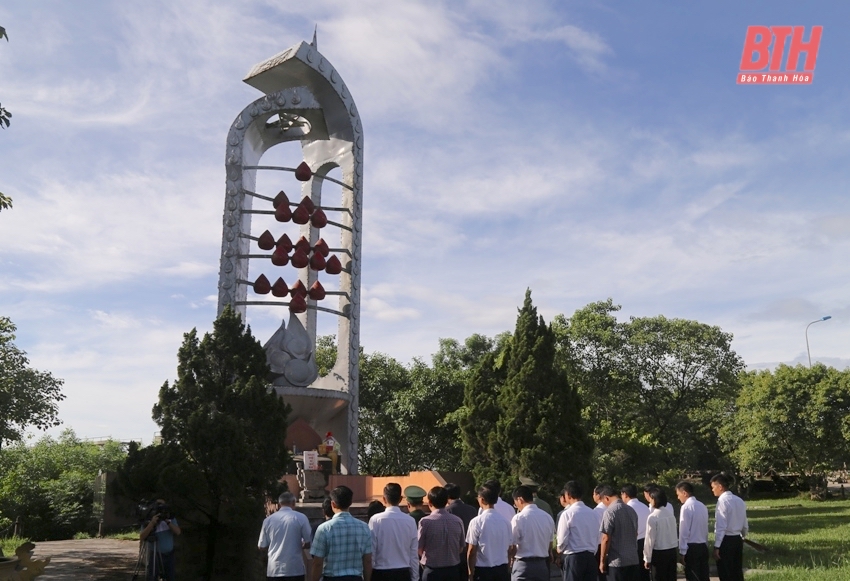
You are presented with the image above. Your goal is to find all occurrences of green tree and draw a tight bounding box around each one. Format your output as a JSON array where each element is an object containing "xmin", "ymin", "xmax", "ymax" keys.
[
  {"xmin": 0, "ymin": 430, "xmax": 126, "ymax": 540},
  {"xmin": 722, "ymin": 364, "xmax": 850, "ymax": 492},
  {"xmin": 462, "ymin": 290, "xmax": 593, "ymax": 497},
  {"xmin": 1, "ymin": 24, "xmax": 12, "ymax": 212},
  {"xmin": 0, "ymin": 317, "xmax": 65, "ymax": 449},
  {"xmin": 150, "ymin": 306, "xmax": 290, "ymax": 579},
  {"xmin": 315, "ymin": 334, "xmax": 338, "ymax": 376},
  {"xmin": 554, "ymin": 300, "xmax": 744, "ymax": 483},
  {"xmin": 357, "ymin": 333, "xmax": 503, "ymax": 476}
]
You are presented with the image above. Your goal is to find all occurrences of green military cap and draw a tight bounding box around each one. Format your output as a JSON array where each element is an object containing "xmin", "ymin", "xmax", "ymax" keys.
[
  {"xmin": 519, "ymin": 477, "xmax": 540, "ymax": 487},
  {"xmin": 404, "ymin": 485, "xmax": 427, "ymax": 502}
]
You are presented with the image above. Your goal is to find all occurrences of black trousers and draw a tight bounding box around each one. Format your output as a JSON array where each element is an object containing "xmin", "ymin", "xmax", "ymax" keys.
[
  {"xmin": 373, "ymin": 569, "xmax": 411, "ymax": 581},
  {"xmin": 594, "ymin": 547, "xmax": 605, "ymax": 581},
  {"xmin": 648, "ymin": 548, "xmax": 676, "ymax": 581},
  {"xmin": 268, "ymin": 576, "xmax": 305, "ymax": 581},
  {"xmin": 716, "ymin": 536, "xmax": 743, "ymax": 581},
  {"xmin": 604, "ymin": 565, "xmax": 639, "ymax": 581},
  {"xmin": 683, "ymin": 543, "xmax": 710, "ymax": 581},
  {"xmin": 562, "ymin": 552, "xmax": 596, "ymax": 581},
  {"xmin": 636, "ymin": 540, "xmax": 649, "ymax": 581},
  {"xmin": 473, "ymin": 564, "xmax": 510, "ymax": 581},
  {"xmin": 423, "ymin": 565, "xmax": 461, "ymax": 581}
]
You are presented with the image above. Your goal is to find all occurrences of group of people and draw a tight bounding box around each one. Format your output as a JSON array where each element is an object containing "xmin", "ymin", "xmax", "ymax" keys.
[{"xmin": 257, "ymin": 473, "xmax": 749, "ymax": 581}]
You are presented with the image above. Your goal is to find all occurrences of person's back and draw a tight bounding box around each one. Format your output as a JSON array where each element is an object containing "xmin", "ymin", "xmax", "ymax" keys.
[
  {"xmin": 370, "ymin": 483, "xmax": 419, "ymax": 581},
  {"xmin": 259, "ymin": 492, "xmax": 312, "ymax": 580},
  {"xmin": 419, "ymin": 486, "xmax": 465, "ymax": 581},
  {"xmin": 311, "ymin": 486, "xmax": 373, "ymax": 581}
]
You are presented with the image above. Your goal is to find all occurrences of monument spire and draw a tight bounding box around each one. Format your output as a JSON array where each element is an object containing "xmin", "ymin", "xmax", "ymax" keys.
[{"xmin": 311, "ymin": 25, "xmax": 318, "ymax": 50}]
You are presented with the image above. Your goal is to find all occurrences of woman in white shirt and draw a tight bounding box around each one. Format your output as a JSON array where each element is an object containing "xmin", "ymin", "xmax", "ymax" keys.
[{"xmin": 643, "ymin": 488, "xmax": 678, "ymax": 581}]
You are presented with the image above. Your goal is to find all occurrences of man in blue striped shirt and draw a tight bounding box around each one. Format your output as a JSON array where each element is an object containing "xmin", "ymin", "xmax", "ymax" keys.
[{"xmin": 311, "ymin": 486, "xmax": 373, "ymax": 581}]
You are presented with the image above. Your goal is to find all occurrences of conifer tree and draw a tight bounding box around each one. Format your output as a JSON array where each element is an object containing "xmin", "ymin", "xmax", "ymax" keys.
[
  {"xmin": 148, "ymin": 306, "xmax": 290, "ymax": 579},
  {"xmin": 462, "ymin": 290, "xmax": 593, "ymax": 496}
]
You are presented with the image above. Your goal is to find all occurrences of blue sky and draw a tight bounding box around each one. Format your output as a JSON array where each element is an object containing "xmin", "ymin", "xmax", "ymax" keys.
[{"xmin": 1, "ymin": 1, "xmax": 848, "ymax": 443}]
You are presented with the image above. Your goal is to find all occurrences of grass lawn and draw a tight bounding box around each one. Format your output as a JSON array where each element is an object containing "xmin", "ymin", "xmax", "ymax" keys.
[{"xmin": 709, "ymin": 496, "xmax": 850, "ymax": 579}]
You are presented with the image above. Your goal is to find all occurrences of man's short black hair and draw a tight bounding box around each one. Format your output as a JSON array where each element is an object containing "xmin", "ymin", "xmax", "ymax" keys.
[
  {"xmin": 384, "ymin": 483, "xmax": 402, "ymax": 505},
  {"xmin": 478, "ymin": 485, "xmax": 499, "ymax": 507},
  {"xmin": 643, "ymin": 483, "xmax": 660, "ymax": 494},
  {"xmin": 367, "ymin": 500, "xmax": 385, "ymax": 519},
  {"xmin": 561, "ymin": 481, "xmax": 583, "ymax": 500},
  {"xmin": 330, "ymin": 486, "xmax": 354, "ymax": 510},
  {"xmin": 484, "ymin": 479, "xmax": 501, "ymax": 496},
  {"xmin": 620, "ymin": 484, "xmax": 638, "ymax": 499},
  {"xmin": 593, "ymin": 485, "xmax": 605, "ymax": 496},
  {"xmin": 710, "ymin": 473, "xmax": 732, "ymax": 489},
  {"xmin": 444, "ymin": 482, "xmax": 461, "ymax": 500},
  {"xmin": 428, "ymin": 486, "xmax": 449, "ymax": 509},
  {"xmin": 322, "ymin": 497, "xmax": 334, "ymax": 519},
  {"xmin": 512, "ymin": 486, "xmax": 533, "ymax": 503},
  {"xmin": 675, "ymin": 481, "xmax": 695, "ymax": 496},
  {"xmin": 598, "ymin": 484, "xmax": 616, "ymax": 498}
]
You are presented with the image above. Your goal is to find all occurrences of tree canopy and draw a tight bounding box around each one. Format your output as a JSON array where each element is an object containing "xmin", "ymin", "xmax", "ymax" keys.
[
  {"xmin": 553, "ymin": 299, "xmax": 745, "ymax": 483},
  {"xmin": 461, "ymin": 290, "xmax": 593, "ymax": 497},
  {"xmin": 137, "ymin": 306, "xmax": 291, "ymax": 579},
  {"xmin": 0, "ymin": 317, "xmax": 65, "ymax": 449},
  {"xmin": 721, "ymin": 364, "xmax": 850, "ymax": 492},
  {"xmin": 0, "ymin": 430, "xmax": 126, "ymax": 540}
]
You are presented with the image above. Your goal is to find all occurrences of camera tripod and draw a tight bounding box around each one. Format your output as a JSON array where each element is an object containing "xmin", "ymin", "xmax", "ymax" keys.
[{"xmin": 132, "ymin": 537, "xmax": 167, "ymax": 581}]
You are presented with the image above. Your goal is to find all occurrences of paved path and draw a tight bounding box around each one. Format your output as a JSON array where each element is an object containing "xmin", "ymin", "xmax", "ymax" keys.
[{"xmin": 29, "ymin": 539, "xmax": 140, "ymax": 581}]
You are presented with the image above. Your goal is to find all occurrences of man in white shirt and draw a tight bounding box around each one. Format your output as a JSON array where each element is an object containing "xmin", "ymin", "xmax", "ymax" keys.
[
  {"xmin": 591, "ymin": 487, "xmax": 606, "ymax": 581},
  {"xmin": 370, "ymin": 483, "xmax": 419, "ymax": 581},
  {"xmin": 675, "ymin": 482, "xmax": 709, "ymax": 581},
  {"xmin": 478, "ymin": 480, "xmax": 516, "ymax": 525},
  {"xmin": 510, "ymin": 486, "xmax": 554, "ymax": 581},
  {"xmin": 259, "ymin": 491, "xmax": 313, "ymax": 581},
  {"xmin": 620, "ymin": 485, "xmax": 650, "ymax": 581},
  {"xmin": 556, "ymin": 481, "xmax": 598, "ymax": 581},
  {"xmin": 710, "ymin": 474, "xmax": 748, "ymax": 581},
  {"xmin": 467, "ymin": 485, "xmax": 512, "ymax": 581}
]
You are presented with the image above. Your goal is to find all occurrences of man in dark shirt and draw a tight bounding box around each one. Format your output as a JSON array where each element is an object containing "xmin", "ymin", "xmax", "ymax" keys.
[
  {"xmin": 597, "ymin": 486, "xmax": 639, "ymax": 581},
  {"xmin": 406, "ymin": 486, "xmax": 429, "ymax": 526},
  {"xmin": 419, "ymin": 486, "xmax": 465, "ymax": 581},
  {"xmin": 445, "ymin": 483, "xmax": 478, "ymax": 581}
]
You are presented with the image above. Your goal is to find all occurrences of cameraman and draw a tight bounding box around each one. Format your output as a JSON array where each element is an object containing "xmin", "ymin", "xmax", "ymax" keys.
[{"xmin": 140, "ymin": 498, "xmax": 181, "ymax": 581}]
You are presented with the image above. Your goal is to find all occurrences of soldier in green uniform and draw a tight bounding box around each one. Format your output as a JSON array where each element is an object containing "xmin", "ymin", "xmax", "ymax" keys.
[
  {"xmin": 520, "ymin": 477, "xmax": 555, "ymax": 520},
  {"xmin": 404, "ymin": 485, "xmax": 428, "ymax": 526}
]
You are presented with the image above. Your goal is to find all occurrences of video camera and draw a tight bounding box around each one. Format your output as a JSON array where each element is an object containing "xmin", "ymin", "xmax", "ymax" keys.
[{"xmin": 138, "ymin": 500, "xmax": 172, "ymax": 525}]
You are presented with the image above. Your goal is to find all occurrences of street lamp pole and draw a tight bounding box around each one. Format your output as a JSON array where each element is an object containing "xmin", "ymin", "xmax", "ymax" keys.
[{"xmin": 805, "ymin": 315, "xmax": 832, "ymax": 367}]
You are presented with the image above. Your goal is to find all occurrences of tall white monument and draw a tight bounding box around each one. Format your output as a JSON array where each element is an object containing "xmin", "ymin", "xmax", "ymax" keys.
[{"xmin": 217, "ymin": 37, "xmax": 362, "ymax": 474}]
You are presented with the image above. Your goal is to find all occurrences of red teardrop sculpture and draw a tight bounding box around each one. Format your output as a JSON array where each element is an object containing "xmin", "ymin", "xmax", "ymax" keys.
[
  {"xmin": 291, "ymin": 248, "xmax": 309, "ymax": 269},
  {"xmin": 275, "ymin": 203, "xmax": 292, "ymax": 223},
  {"xmin": 292, "ymin": 203, "xmax": 310, "ymax": 224},
  {"xmin": 271, "ymin": 247, "xmax": 289, "ymax": 267},
  {"xmin": 257, "ymin": 230, "xmax": 275, "ymax": 250},
  {"xmin": 276, "ymin": 233, "xmax": 293, "ymax": 253},
  {"xmin": 313, "ymin": 238, "xmax": 330, "ymax": 257},
  {"xmin": 300, "ymin": 196, "xmax": 316, "ymax": 214},
  {"xmin": 310, "ymin": 208, "xmax": 328, "ymax": 228},
  {"xmin": 271, "ymin": 277, "xmax": 289, "ymax": 297},
  {"xmin": 273, "ymin": 190, "xmax": 289, "ymax": 209},
  {"xmin": 253, "ymin": 274, "xmax": 271, "ymax": 295},
  {"xmin": 308, "ymin": 281, "xmax": 326, "ymax": 301},
  {"xmin": 290, "ymin": 279, "xmax": 307, "ymax": 298},
  {"xmin": 325, "ymin": 255, "xmax": 342, "ymax": 275},
  {"xmin": 310, "ymin": 252, "xmax": 326, "ymax": 271},
  {"xmin": 294, "ymin": 236, "xmax": 311, "ymax": 253},
  {"xmin": 289, "ymin": 294, "xmax": 308, "ymax": 313},
  {"xmin": 294, "ymin": 162, "xmax": 312, "ymax": 181}
]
